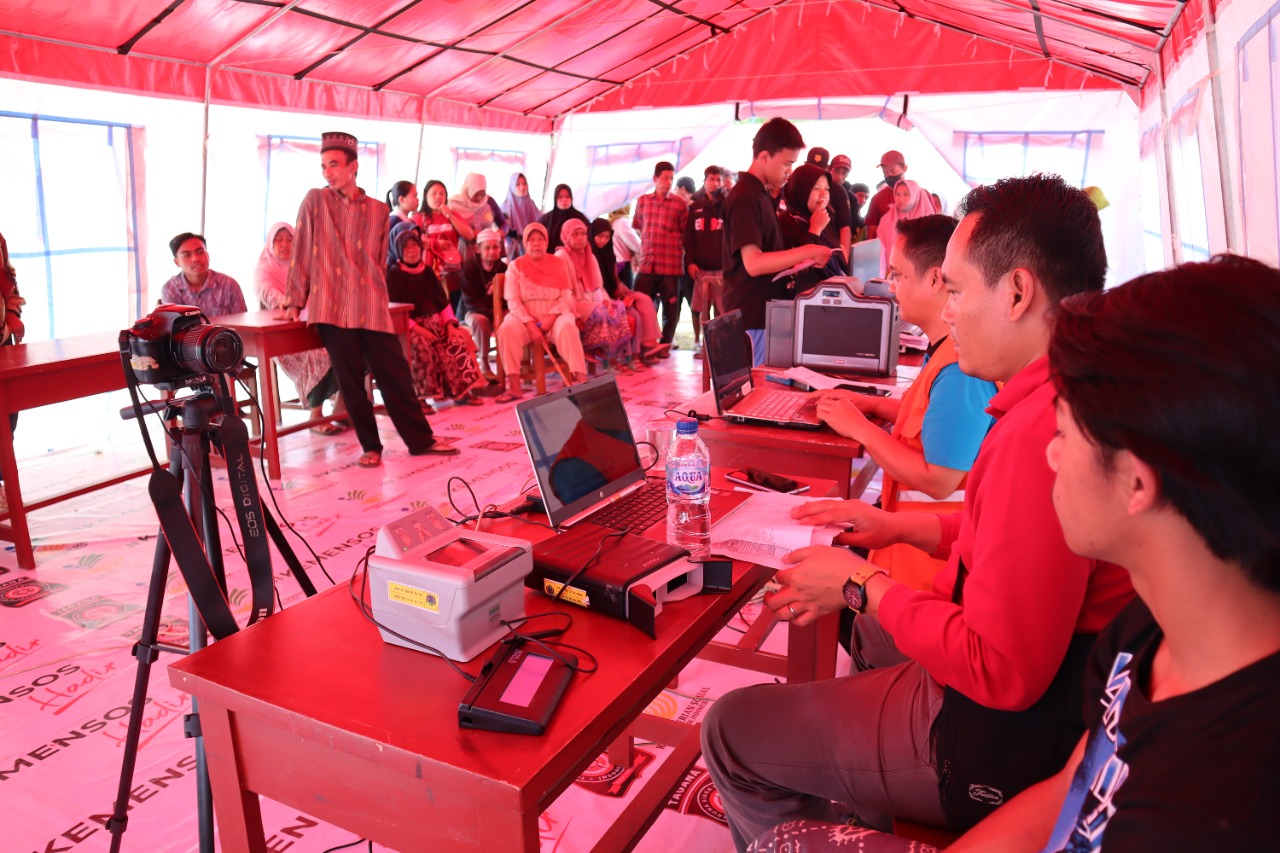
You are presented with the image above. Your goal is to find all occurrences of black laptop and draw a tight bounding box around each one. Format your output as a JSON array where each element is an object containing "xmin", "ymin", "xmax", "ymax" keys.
[{"xmin": 703, "ymin": 310, "xmax": 822, "ymax": 429}]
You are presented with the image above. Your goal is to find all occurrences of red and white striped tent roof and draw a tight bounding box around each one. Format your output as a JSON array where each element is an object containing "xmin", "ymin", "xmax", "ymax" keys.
[{"xmin": 0, "ymin": 0, "xmax": 1202, "ymax": 132}]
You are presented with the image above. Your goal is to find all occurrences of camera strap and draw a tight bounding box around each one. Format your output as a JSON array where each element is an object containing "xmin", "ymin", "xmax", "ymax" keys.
[
  {"xmin": 118, "ymin": 336, "xmax": 276, "ymax": 641},
  {"xmin": 215, "ymin": 407, "xmax": 278, "ymax": 624},
  {"xmin": 146, "ymin": 468, "xmax": 249, "ymax": 641}
]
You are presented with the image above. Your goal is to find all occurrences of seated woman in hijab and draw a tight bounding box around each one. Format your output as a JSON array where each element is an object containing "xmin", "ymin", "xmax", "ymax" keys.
[
  {"xmin": 254, "ymin": 222, "xmax": 345, "ymax": 434},
  {"xmin": 501, "ymin": 172, "xmax": 541, "ymax": 260},
  {"xmin": 877, "ymin": 179, "xmax": 938, "ymax": 276},
  {"xmin": 538, "ymin": 184, "xmax": 590, "ymax": 252},
  {"xmin": 495, "ymin": 222, "xmax": 589, "ymax": 403},
  {"xmin": 555, "ymin": 219, "xmax": 635, "ymax": 371},
  {"xmin": 448, "ymin": 173, "xmax": 504, "ymax": 272},
  {"xmin": 386, "ymin": 223, "xmax": 486, "ymax": 408},
  {"xmin": 590, "ymin": 218, "xmax": 670, "ymax": 363},
  {"xmin": 778, "ymin": 164, "xmax": 846, "ymax": 292}
]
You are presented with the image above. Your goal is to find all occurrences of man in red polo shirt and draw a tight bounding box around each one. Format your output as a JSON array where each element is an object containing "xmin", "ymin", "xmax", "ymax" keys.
[{"xmin": 701, "ymin": 175, "xmax": 1134, "ymax": 849}]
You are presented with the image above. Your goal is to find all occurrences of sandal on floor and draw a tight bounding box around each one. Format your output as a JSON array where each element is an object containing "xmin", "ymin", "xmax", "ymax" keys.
[
  {"xmin": 642, "ymin": 342, "xmax": 672, "ymax": 360},
  {"xmin": 310, "ymin": 422, "xmax": 344, "ymax": 436},
  {"xmin": 410, "ymin": 441, "xmax": 460, "ymax": 457},
  {"xmin": 421, "ymin": 401, "xmax": 436, "ymax": 415},
  {"xmin": 456, "ymin": 394, "xmax": 485, "ymax": 406},
  {"xmin": 357, "ymin": 451, "xmax": 382, "ymax": 468},
  {"xmin": 493, "ymin": 391, "xmax": 523, "ymax": 404}
]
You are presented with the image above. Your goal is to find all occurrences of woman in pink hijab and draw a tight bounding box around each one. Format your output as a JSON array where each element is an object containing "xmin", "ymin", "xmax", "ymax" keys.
[
  {"xmin": 877, "ymin": 179, "xmax": 939, "ymax": 275},
  {"xmin": 555, "ymin": 219, "xmax": 634, "ymax": 370}
]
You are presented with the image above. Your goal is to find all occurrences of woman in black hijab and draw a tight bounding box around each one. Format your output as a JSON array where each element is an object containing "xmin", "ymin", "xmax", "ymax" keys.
[
  {"xmin": 779, "ymin": 163, "xmax": 845, "ymax": 292},
  {"xmin": 588, "ymin": 218, "xmax": 669, "ymax": 362},
  {"xmin": 538, "ymin": 184, "xmax": 590, "ymax": 252}
]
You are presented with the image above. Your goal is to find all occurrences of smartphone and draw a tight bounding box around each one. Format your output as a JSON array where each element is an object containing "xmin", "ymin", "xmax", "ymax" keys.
[
  {"xmin": 836, "ymin": 383, "xmax": 892, "ymax": 398},
  {"xmin": 725, "ymin": 468, "xmax": 810, "ymax": 495}
]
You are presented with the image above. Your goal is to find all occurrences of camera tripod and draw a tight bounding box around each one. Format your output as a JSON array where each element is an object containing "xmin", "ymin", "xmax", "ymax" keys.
[{"xmin": 107, "ymin": 381, "xmax": 316, "ymax": 852}]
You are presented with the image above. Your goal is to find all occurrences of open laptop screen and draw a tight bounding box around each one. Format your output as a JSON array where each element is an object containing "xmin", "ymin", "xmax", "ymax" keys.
[
  {"xmin": 703, "ymin": 309, "xmax": 754, "ymax": 412},
  {"xmin": 514, "ymin": 374, "xmax": 645, "ymax": 528}
]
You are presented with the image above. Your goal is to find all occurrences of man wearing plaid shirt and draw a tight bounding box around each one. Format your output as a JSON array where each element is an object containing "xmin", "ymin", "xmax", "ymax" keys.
[{"xmin": 633, "ymin": 161, "xmax": 689, "ymax": 344}]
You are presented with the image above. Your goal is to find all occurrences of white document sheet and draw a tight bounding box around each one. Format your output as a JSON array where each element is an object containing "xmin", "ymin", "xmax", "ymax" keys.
[{"xmin": 711, "ymin": 491, "xmax": 844, "ymax": 570}]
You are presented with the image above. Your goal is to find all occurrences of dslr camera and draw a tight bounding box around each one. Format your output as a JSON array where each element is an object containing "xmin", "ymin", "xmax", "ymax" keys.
[{"xmin": 125, "ymin": 304, "xmax": 244, "ymax": 389}]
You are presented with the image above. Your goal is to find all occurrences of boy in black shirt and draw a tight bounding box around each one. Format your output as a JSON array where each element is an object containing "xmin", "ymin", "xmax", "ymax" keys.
[
  {"xmin": 721, "ymin": 118, "xmax": 833, "ymax": 365},
  {"xmin": 954, "ymin": 255, "xmax": 1280, "ymax": 851}
]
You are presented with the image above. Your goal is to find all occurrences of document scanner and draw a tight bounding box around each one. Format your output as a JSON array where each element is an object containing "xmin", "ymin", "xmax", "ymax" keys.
[{"xmin": 368, "ymin": 506, "xmax": 532, "ymax": 662}]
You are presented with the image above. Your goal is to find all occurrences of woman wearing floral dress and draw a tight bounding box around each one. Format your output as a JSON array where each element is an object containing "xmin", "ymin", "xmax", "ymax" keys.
[{"xmin": 385, "ymin": 223, "xmax": 484, "ymax": 407}]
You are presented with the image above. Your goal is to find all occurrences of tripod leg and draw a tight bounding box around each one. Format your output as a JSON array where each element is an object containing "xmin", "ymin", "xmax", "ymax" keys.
[
  {"xmin": 182, "ymin": 427, "xmax": 218, "ymax": 853},
  {"xmin": 107, "ymin": 456, "xmax": 180, "ymax": 852}
]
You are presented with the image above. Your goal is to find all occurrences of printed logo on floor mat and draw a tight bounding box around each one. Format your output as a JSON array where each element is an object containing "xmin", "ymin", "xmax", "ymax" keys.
[
  {"xmin": 667, "ymin": 767, "xmax": 727, "ymax": 825},
  {"xmin": 123, "ymin": 616, "xmax": 190, "ymax": 648},
  {"xmin": 471, "ymin": 440, "xmax": 524, "ymax": 452},
  {"xmin": 0, "ymin": 577, "xmax": 67, "ymax": 607},
  {"xmin": 574, "ymin": 747, "xmax": 656, "ymax": 797},
  {"xmin": 52, "ymin": 595, "xmax": 142, "ymax": 630}
]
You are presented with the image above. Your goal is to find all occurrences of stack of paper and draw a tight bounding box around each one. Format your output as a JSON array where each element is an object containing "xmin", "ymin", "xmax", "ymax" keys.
[{"xmin": 712, "ymin": 491, "xmax": 844, "ymax": 570}]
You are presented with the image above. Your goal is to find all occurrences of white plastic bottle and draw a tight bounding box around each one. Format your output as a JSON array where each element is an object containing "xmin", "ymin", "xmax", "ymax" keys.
[{"xmin": 665, "ymin": 418, "xmax": 711, "ymax": 558}]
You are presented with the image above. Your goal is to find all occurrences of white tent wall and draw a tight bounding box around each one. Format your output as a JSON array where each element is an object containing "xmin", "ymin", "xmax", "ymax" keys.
[
  {"xmin": 202, "ymin": 105, "xmax": 550, "ymax": 295},
  {"xmin": 1215, "ymin": 0, "xmax": 1280, "ymax": 265},
  {"xmin": 546, "ymin": 105, "xmax": 736, "ymax": 221},
  {"xmin": 0, "ymin": 75, "xmax": 552, "ymax": 338},
  {"xmin": 904, "ymin": 90, "xmax": 1144, "ymax": 287},
  {"xmin": 1146, "ymin": 0, "xmax": 1280, "ymax": 268}
]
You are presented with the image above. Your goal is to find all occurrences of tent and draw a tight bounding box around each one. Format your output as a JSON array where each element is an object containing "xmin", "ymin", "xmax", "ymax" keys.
[
  {"xmin": 0, "ymin": 0, "xmax": 1274, "ymax": 337},
  {"xmin": 0, "ymin": 1, "xmax": 1189, "ymax": 127}
]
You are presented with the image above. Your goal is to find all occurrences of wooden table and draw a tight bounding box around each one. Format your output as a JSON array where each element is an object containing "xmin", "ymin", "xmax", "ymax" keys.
[
  {"xmin": 683, "ymin": 391, "xmax": 866, "ymax": 499},
  {"xmin": 216, "ymin": 305, "xmax": 411, "ymax": 480},
  {"xmin": 169, "ymin": 560, "xmax": 774, "ymax": 851},
  {"xmin": 698, "ymin": 470, "xmax": 841, "ymax": 683},
  {"xmin": 0, "ymin": 331, "xmax": 142, "ymax": 569}
]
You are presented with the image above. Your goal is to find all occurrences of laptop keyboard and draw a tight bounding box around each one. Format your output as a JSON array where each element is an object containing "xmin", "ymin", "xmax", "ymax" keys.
[
  {"xmin": 737, "ymin": 391, "xmax": 811, "ymax": 421},
  {"xmin": 588, "ymin": 479, "xmax": 669, "ymax": 531}
]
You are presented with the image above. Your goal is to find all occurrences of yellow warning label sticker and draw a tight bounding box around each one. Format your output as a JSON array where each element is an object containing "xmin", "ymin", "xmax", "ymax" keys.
[
  {"xmin": 542, "ymin": 579, "xmax": 589, "ymax": 608},
  {"xmin": 387, "ymin": 581, "xmax": 439, "ymax": 613}
]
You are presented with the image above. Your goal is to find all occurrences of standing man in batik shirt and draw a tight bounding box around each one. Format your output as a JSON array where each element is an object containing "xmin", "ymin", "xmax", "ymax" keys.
[{"xmin": 284, "ymin": 131, "xmax": 458, "ymax": 468}]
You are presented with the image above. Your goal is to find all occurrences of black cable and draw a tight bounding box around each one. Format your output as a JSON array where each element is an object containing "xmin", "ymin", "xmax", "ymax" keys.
[
  {"xmin": 347, "ymin": 545, "xmax": 477, "ymax": 683},
  {"xmin": 636, "ymin": 439, "xmax": 658, "ymax": 473},
  {"xmin": 663, "ymin": 407, "xmax": 718, "ymax": 423},
  {"xmin": 499, "ymin": 613, "xmax": 598, "ymax": 675},
  {"xmin": 549, "ymin": 526, "xmax": 630, "ymax": 605},
  {"xmin": 319, "ymin": 837, "xmax": 369, "ymax": 853},
  {"xmin": 235, "ymin": 375, "xmax": 337, "ymax": 586},
  {"xmin": 445, "ymin": 474, "xmax": 554, "ymax": 530}
]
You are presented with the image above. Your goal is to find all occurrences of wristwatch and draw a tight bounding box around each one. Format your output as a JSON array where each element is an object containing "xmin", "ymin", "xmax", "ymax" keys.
[{"xmin": 842, "ymin": 566, "xmax": 888, "ymax": 613}]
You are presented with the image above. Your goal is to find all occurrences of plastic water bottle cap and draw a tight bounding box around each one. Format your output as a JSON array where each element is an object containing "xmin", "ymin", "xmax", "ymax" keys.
[{"xmin": 676, "ymin": 418, "xmax": 699, "ymax": 435}]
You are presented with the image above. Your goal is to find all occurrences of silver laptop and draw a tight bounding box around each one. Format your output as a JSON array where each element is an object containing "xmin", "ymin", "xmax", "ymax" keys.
[
  {"xmin": 704, "ymin": 310, "xmax": 822, "ymax": 429},
  {"xmin": 514, "ymin": 374, "xmax": 670, "ymax": 531}
]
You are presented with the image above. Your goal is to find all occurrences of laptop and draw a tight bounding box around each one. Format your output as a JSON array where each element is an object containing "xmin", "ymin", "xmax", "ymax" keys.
[
  {"xmin": 850, "ymin": 238, "xmax": 881, "ymax": 284},
  {"xmin": 703, "ymin": 310, "xmax": 822, "ymax": 429},
  {"xmin": 514, "ymin": 374, "xmax": 748, "ymax": 534}
]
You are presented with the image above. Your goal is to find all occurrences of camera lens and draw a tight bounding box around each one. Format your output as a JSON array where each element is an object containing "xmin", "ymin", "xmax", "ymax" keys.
[{"xmin": 173, "ymin": 325, "xmax": 244, "ymax": 375}]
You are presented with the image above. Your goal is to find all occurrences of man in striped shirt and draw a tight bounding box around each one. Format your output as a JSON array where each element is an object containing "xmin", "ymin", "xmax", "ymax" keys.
[{"xmin": 284, "ymin": 131, "xmax": 457, "ymax": 467}]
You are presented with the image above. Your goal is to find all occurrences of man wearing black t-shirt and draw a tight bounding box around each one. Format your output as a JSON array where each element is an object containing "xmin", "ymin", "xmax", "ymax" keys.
[{"xmin": 721, "ymin": 118, "xmax": 833, "ymax": 365}]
